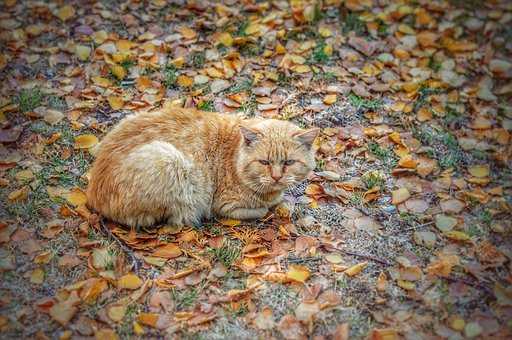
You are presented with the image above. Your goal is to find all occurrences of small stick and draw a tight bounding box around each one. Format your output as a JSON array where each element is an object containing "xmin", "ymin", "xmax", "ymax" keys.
[
  {"xmin": 99, "ymin": 218, "xmax": 141, "ymax": 273},
  {"xmin": 333, "ymin": 247, "xmax": 393, "ymax": 266},
  {"xmin": 442, "ymin": 275, "xmax": 493, "ymax": 296}
]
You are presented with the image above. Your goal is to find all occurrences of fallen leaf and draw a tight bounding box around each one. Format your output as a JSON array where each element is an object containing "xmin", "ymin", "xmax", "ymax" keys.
[
  {"xmin": 391, "ymin": 188, "xmax": 410, "ymax": 205},
  {"xmin": 344, "ymin": 262, "xmax": 368, "ymax": 277},
  {"xmin": 118, "ymin": 273, "xmax": 143, "ymax": 290},
  {"xmin": 74, "ymin": 134, "xmax": 99, "ymax": 149},
  {"xmin": 152, "ymin": 244, "xmax": 182, "ymax": 259},
  {"xmin": 286, "ymin": 264, "xmax": 311, "ymax": 283}
]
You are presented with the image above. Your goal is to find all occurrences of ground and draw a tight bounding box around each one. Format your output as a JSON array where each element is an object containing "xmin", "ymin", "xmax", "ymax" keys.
[{"xmin": 1, "ymin": 0, "xmax": 512, "ymax": 339}]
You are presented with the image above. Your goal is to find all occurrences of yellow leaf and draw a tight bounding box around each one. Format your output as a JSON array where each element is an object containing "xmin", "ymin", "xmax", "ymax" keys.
[
  {"xmin": 111, "ymin": 65, "xmax": 126, "ymax": 80},
  {"xmin": 133, "ymin": 321, "xmax": 145, "ymax": 335},
  {"xmin": 74, "ymin": 134, "xmax": 99, "ymax": 149},
  {"xmin": 65, "ymin": 188, "xmax": 87, "ymax": 206},
  {"xmin": 56, "ymin": 5, "xmax": 75, "ymax": 21},
  {"xmin": 92, "ymin": 76, "xmax": 112, "ymax": 87},
  {"xmin": 318, "ymin": 26, "xmax": 332, "ymax": 38},
  {"xmin": 107, "ymin": 96, "xmax": 124, "ymax": 110},
  {"xmin": 75, "ymin": 45, "xmax": 91, "ymax": 61},
  {"xmin": 388, "ymin": 132, "xmax": 402, "ymax": 145},
  {"xmin": 34, "ymin": 251, "xmax": 52, "ymax": 264},
  {"xmin": 286, "ymin": 264, "xmax": 311, "ymax": 283},
  {"xmin": 245, "ymin": 23, "xmax": 262, "ymax": 35},
  {"xmin": 275, "ymin": 43, "xmax": 286, "ymax": 55},
  {"xmin": 118, "ymin": 274, "xmax": 143, "ymax": 290},
  {"xmin": 391, "ymin": 188, "xmax": 410, "ymax": 205},
  {"xmin": 468, "ymin": 165, "xmax": 490, "ymax": 178},
  {"xmin": 323, "ymin": 44, "xmax": 333, "ymax": 56},
  {"xmin": 81, "ymin": 279, "xmax": 108, "ymax": 304},
  {"xmin": 30, "ymin": 268, "xmax": 45, "ymax": 284},
  {"xmin": 178, "ymin": 27, "xmax": 197, "ymax": 39},
  {"xmin": 177, "ymin": 75, "xmax": 193, "ymax": 88},
  {"xmin": 152, "ymin": 244, "xmax": 182, "ymax": 259},
  {"xmin": 323, "ymin": 94, "xmax": 337, "ymax": 105},
  {"xmin": 143, "ymin": 256, "xmax": 166, "ymax": 267},
  {"xmin": 94, "ymin": 329, "xmax": 119, "ymax": 340},
  {"xmin": 15, "ymin": 169, "xmax": 34, "ymax": 182},
  {"xmin": 291, "ymin": 65, "xmax": 311, "ymax": 73},
  {"xmin": 93, "ymin": 30, "xmax": 108, "ymax": 44},
  {"xmin": 220, "ymin": 219, "xmax": 241, "ymax": 227},
  {"xmin": 107, "ymin": 305, "xmax": 127, "ymax": 322},
  {"xmin": 398, "ymin": 155, "xmax": 417, "ymax": 169},
  {"xmin": 449, "ymin": 317, "xmax": 465, "ymax": 331},
  {"xmin": 8, "ymin": 186, "xmax": 29, "ymax": 202},
  {"xmin": 397, "ymin": 279, "xmax": 415, "ymax": 291},
  {"xmin": 325, "ymin": 253, "xmax": 343, "ymax": 264},
  {"xmin": 138, "ymin": 313, "xmax": 159, "ymax": 328},
  {"xmin": 377, "ymin": 272, "xmax": 387, "ymax": 292},
  {"xmin": 344, "ymin": 261, "xmax": 368, "ymax": 277},
  {"xmin": 444, "ymin": 231, "xmax": 471, "ymax": 242},
  {"xmin": 217, "ymin": 32, "xmax": 233, "ymax": 47}
]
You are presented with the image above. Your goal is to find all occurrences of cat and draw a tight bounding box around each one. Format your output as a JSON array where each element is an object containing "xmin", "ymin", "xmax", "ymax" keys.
[{"xmin": 86, "ymin": 108, "xmax": 318, "ymax": 227}]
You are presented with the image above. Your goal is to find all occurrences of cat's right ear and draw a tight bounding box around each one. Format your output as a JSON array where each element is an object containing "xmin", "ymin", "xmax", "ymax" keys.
[{"xmin": 240, "ymin": 126, "xmax": 260, "ymax": 146}]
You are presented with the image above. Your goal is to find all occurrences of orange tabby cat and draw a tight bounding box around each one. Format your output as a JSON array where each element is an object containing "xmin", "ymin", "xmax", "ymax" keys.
[{"xmin": 86, "ymin": 108, "xmax": 318, "ymax": 227}]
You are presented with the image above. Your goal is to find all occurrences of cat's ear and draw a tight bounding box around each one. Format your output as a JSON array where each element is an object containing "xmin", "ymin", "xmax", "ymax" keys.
[
  {"xmin": 293, "ymin": 128, "xmax": 319, "ymax": 148},
  {"xmin": 240, "ymin": 126, "xmax": 261, "ymax": 146}
]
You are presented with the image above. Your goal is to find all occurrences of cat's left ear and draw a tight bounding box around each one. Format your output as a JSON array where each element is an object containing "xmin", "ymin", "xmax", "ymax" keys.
[
  {"xmin": 293, "ymin": 128, "xmax": 319, "ymax": 148},
  {"xmin": 240, "ymin": 126, "xmax": 261, "ymax": 146}
]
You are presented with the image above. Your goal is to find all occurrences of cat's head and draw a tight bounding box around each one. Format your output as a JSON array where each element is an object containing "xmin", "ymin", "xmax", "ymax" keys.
[{"xmin": 236, "ymin": 120, "xmax": 318, "ymax": 194}]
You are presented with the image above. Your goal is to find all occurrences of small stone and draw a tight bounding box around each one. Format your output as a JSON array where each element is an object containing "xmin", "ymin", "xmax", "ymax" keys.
[
  {"xmin": 441, "ymin": 69, "xmax": 466, "ymax": 88},
  {"xmin": 477, "ymin": 77, "xmax": 497, "ymax": 101},
  {"xmin": 464, "ymin": 18, "xmax": 484, "ymax": 31},
  {"xmin": 413, "ymin": 231, "xmax": 436, "ymax": 248},
  {"xmin": 464, "ymin": 322, "xmax": 482, "ymax": 338},
  {"xmin": 489, "ymin": 59, "xmax": 511, "ymax": 77},
  {"xmin": 210, "ymin": 79, "xmax": 230, "ymax": 93},
  {"xmin": 377, "ymin": 53, "xmax": 394, "ymax": 64}
]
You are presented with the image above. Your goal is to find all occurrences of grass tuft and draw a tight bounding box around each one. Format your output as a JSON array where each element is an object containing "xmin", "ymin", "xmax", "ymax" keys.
[
  {"xmin": 16, "ymin": 87, "xmax": 44, "ymax": 112},
  {"xmin": 208, "ymin": 239, "xmax": 241, "ymax": 268}
]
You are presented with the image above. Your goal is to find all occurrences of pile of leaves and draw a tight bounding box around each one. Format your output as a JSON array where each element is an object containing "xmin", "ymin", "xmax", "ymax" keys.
[{"xmin": 1, "ymin": 0, "xmax": 511, "ymax": 339}]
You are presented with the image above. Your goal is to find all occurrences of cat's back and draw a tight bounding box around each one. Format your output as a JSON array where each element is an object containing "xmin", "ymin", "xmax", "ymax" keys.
[{"xmin": 98, "ymin": 108, "xmax": 231, "ymax": 156}]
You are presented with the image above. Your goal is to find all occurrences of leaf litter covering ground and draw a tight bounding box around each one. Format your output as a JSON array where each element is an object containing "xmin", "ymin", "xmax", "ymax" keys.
[{"xmin": 0, "ymin": 0, "xmax": 512, "ymax": 339}]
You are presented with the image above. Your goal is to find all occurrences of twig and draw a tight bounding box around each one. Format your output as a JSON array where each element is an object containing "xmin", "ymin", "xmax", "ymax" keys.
[
  {"xmin": 442, "ymin": 275, "xmax": 493, "ymax": 296},
  {"xmin": 404, "ymin": 221, "xmax": 434, "ymax": 232},
  {"xmin": 333, "ymin": 248, "xmax": 393, "ymax": 266},
  {"xmin": 99, "ymin": 218, "xmax": 141, "ymax": 273}
]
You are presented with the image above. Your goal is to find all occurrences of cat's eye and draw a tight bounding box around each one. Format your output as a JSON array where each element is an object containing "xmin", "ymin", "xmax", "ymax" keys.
[
  {"xmin": 284, "ymin": 160, "xmax": 296, "ymax": 166},
  {"xmin": 259, "ymin": 160, "xmax": 270, "ymax": 165}
]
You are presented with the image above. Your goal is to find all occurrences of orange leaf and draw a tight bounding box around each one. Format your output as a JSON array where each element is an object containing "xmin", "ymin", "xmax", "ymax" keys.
[{"xmin": 152, "ymin": 244, "xmax": 182, "ymax": 259}]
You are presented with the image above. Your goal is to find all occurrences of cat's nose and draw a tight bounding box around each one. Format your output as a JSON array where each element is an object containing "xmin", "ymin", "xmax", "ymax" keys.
[{"xmin": 271, "ymin": 174, "xmax": 282, "ymax": 182}]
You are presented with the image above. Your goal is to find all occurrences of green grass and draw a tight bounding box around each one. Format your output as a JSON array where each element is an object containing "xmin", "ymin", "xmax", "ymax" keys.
[
  {"xmin": 239, "ymin": 43, "xmax": 261, "ymax": 57},
  {"xmin": 208, "ymin": 239, "xmax": 241, "ymax": 268},
  {"xmin": 171, "ymin": 288, "xmax": 198, "ymax": 310},
  {"xmin": 312, "ymin": 71, "xmax": 337, "ymax": 82},
  {"xmin": 227, "ymin": 79, "xmax": 253, "ymax": 94},
  {"xmin": 190, "ymin": 51, "xmax": 206, "ymax": 68},
  {"xmin": 16, "ymin": 87, "xmax": 44, "ymax": 112},
  {"xmin": 308, "ymin": 41, "xmax": 330, "ymax": 64},
  {"xmin": 361, "ymin": 170, "xmax": 385, "ymax": 190},
  {"xmin": 163, "ymin": 64, "xmax": 178, "ymax": 88},
  {"xmin": 235, "ymin": 20, "xmax": 249, "ymax": 37},
  {"xmin": 47, "ymin": 95, "xmax": 68, "ymax": 111},
  {"xmin": 368, "ymin": 142, "xmax": 397, "ymax": 167},
  {"xmin": 348, "ymin": 93, "xmax": 382, "ymax": 111},
  {"xmin": 120, "ymin": 58, "xmax": 136, "ymax": 72},
  {"xmin": 342, "ymin": 12, "xmax": 367, "ymax": 35},
  {"xmin": 197, "ymin": 100, "xmax": 214, "ymax": 111},
  {"xmin": 414, "ymin": 126, "xmax": 463, "ymax": 169}
]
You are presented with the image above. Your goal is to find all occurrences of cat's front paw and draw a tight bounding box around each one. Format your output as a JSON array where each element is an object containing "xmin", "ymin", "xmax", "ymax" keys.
[{"xmin": 227, "ymin": 207, "xmax": 268, "ymax": 220}]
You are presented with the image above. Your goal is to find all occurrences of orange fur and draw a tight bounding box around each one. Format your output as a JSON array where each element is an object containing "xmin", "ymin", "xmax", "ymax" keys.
[{"xmin": 86, "ymin": 108, "xmax": 318, "ymax": 227}]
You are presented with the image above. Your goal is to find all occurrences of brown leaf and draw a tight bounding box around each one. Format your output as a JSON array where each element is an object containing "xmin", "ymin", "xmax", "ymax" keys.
[
  {"xmin": 278, "ymin": 315, "xmax": 307, "ymax": 340},
  {"xmin": 152, "ymin": 244, "xmax": 182, "ymax": 259}
]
